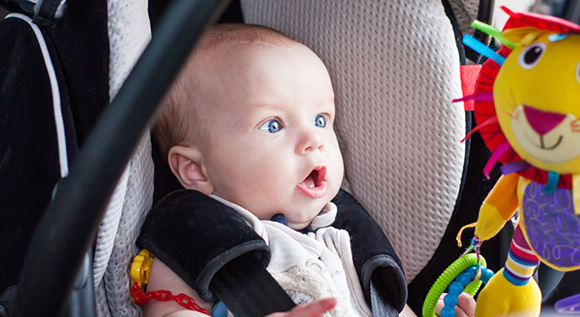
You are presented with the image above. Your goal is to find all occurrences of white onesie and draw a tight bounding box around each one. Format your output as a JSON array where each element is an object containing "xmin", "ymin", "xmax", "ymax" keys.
[{"xmin": 211, "ymin": 195, "xmax": 372, "ymax": 317}]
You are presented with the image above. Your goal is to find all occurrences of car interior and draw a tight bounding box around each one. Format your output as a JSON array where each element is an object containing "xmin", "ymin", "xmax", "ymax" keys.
[{"xmin": 0, "ymin": 0, "xmax": 579, "ymax": 316}]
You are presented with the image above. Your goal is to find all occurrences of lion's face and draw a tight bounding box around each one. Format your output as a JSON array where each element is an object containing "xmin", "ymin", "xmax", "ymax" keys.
[{"xmin": 493, "ymin": 31, "xmax": 580, "ymax": 174}]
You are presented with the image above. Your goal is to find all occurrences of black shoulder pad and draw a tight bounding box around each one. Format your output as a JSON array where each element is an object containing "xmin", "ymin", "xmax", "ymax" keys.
[
  {"xmin": 137, "ymin": 190, "xmax": 271, "ymax": 302},
  {"xmin": 332, "ymin": 189, "xmax": 408, "ymax": 313}
]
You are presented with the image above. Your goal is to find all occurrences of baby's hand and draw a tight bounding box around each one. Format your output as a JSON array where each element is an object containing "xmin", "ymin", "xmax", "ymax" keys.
[
  {"xmin": 266, "ymin": 298, "xmax": 337, "ymax": 317},
  {"xmin": 435, "ymin": 292, "xmax": 476, "ymax": 317}
]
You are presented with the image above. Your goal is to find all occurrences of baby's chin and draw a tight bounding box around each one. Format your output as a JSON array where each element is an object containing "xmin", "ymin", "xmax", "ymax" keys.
[
  {"xmin": 287, "ymin": 219, "xmax": 312, "ymax": 231},
  {"xmin": 286, "ymin": 202, "xmax": 331, "ymax": 230}
]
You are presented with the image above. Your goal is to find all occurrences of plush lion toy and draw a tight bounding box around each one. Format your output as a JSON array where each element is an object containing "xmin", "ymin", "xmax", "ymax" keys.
[{"xmin": 459, "ymin": 7, "xmax": 580, "ymax": 317}]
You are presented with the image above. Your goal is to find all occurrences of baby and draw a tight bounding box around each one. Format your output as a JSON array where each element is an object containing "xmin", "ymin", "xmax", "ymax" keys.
[{"xmin": 141, "ymin": 23, "xmax": 473, "ymax": 317}]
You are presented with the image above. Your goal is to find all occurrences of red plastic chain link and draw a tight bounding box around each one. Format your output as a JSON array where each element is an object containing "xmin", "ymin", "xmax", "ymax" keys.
[{"xmin": 130, "ymin": 282, "xmax": 210, "ymax": 315}]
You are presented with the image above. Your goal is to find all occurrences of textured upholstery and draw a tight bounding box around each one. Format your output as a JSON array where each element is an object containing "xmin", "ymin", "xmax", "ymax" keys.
[
  {"xmin": 94, "ymin": 0, "xmax": 153, "ymax": 315},
  {"xmin": 241, "ymin": 0, "xmax": 467, "ymax": 282}
]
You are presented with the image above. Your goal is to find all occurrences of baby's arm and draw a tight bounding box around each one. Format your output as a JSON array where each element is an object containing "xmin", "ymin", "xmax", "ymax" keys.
[
  {"xmin": 399, "ymin": 304, "xmax": 418, "ymax": 316},
  {"xmin": 145, "ymin": 258, "xmax": 337, "ymax": 317},
  {"xmin": 144, "ymin": 259, "xmax": 213, "ymax": 317}
]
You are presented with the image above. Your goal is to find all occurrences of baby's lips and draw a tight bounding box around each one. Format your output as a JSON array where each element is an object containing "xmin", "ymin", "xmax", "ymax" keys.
[
  {"xmin": 297, "ymin": 180, "xmax": 327, "ymax": 198},
  {"xmin": 297, "ymin": 165, "xmax": 327, "ymax": 198}
]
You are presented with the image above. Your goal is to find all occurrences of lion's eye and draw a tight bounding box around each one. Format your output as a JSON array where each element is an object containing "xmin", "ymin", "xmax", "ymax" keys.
[{"xmin": 518, "ymin": 42, "xmax": 546, "ymax": 69}]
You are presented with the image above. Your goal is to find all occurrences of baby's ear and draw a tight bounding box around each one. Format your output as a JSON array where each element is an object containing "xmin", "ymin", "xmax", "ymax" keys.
[{"xmin": 168, "ymin": 145, "xmax": 214, "ymax": 195}]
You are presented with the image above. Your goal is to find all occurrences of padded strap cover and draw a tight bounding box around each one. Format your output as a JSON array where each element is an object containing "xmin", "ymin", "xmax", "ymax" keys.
[
  {"xmin": 332, "ymin": 190, "xmax": 407, "ymax": 312},
  {"xmin": 137, "ymin": 190, "xmax": 271, "ymax": 302}
]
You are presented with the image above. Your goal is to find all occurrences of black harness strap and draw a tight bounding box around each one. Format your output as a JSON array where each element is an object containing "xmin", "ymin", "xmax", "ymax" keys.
[{"xmin": 210, "ymin": 253, "xmax": 296, "ymax": 317}]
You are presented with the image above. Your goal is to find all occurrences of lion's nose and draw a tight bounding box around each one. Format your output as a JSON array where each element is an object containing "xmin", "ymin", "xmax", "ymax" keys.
[{"xmin": 523, "ymin": 105, "xmax": 567, "ymax": 136}]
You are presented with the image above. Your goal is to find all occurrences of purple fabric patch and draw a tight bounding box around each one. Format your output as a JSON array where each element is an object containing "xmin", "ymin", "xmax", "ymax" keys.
[
  {"xmin": 522, "ymin": 181, "xmax": 580, "ymax": 269},
  {"xmin": 500, "ymin": 161, "xmax": 532, "ymax": 175}
]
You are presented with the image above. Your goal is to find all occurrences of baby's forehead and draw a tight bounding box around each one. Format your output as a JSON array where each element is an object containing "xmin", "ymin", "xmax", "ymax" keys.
[
  {"xmin": 191, "ymin": 41, "xmax": 308, "ymax": 92},
  {"xmin": 199, "ymin": 39, "xmax": 301, "ymax": 64}
]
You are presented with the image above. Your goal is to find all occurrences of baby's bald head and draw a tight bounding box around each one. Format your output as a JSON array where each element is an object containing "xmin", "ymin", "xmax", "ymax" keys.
[{"xmin": 153, "ymin": 24, "xmax": 302, "ymax": 157}]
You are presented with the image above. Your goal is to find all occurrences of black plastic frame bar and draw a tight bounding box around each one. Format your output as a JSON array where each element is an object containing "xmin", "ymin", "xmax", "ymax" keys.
[
  {"xmin": 466, "ymin": 0, "xmax": 495, "ymax": 62},
  {"xmin": 476, "ymin": 0, "xmax": 494, "ymax": 26},
  {"xmin": 15, "ymin": 0, "xmax": 231, "ymax": 315}
]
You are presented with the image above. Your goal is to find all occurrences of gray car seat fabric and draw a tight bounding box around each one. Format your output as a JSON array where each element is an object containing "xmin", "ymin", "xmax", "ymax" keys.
[
  {"xmin": 93, "ymin": 0, "xmax": 153, "ymax": 315},
  {"xmin": 240, "ymin": 0, "xmax": 466, "ymax": 282}
]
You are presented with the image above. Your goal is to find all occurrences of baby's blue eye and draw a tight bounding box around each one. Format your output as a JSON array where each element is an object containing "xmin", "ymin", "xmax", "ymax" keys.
[
  {"xmin": 314, "ymin": 115, "xmax": 327, "ymax": 128},
  {"xmin": 259, "ymin": 119, "xmax": 282, "ymax": 133}
]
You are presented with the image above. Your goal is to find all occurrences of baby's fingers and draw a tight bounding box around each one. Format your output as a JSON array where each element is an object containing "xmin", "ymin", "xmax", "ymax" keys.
[
  {"xmin": 266, "ymin": 298, "xmax": 337, "ymax": 317},
  {"xmin": 456, "ymin": 293, "xmax": 476, "ymax": 317},
  {"xmin": 290, "ymin": 298, "xmax": 337, "ymax": 316},
  {"xmin": 435, "ymin": 293, "xmax": 475, "ymax": 317}
]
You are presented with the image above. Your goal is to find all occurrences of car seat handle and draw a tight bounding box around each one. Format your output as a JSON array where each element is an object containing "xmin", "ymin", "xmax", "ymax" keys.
[
  {"xmin": 0, "ymin": 0, "xmax": 66, "ymax": 26},
  {"xmin": 33, "ymin": 0, "xmax": 67, "ymax": 26}
]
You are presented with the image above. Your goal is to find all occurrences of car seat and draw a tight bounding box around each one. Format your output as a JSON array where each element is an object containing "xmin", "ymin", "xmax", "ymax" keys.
[
  {"xmin": 0, "ymin": 0, "xmax": 153, "ymax": 315},
  {"xmin": 1, "ymin": 0, "xmax": 573, "ymax": 316}
]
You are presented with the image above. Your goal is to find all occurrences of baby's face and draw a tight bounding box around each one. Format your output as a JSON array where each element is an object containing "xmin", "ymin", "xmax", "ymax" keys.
[{"xmin": 199, "ymin": 43, "xmax": 344, "ymax": 230}]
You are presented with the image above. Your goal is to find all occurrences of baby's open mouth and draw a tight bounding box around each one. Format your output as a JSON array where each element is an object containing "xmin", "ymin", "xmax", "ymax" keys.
[{"xmin": 297, "ymin": 166, "xmax": 327, "ymax": 198}]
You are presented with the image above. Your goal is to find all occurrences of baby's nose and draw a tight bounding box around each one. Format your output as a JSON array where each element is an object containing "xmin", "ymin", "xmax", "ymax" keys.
[{"xmin": 297, "ymin": 131, "xmax": 324, "ymax": 154}]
